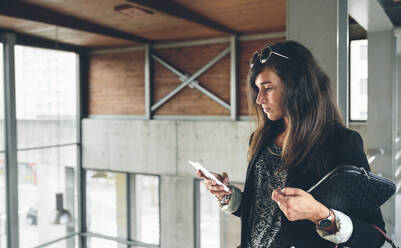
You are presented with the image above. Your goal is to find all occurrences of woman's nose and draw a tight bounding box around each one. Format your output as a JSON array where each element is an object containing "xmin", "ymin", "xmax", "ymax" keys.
[{"xmin": 256, "ymin": 92, "xmax": 265, "ymax": 104}]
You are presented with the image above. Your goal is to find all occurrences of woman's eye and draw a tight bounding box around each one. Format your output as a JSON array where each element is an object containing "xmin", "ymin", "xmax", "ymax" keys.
[{"xmin": 265, "ymin": 87, "xmax": 273, "ymax": 91}]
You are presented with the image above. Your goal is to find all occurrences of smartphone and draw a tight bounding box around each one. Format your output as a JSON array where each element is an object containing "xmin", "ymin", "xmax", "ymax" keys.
[{"xmin": 189, "ymin": 160, "xmax": 230, "ymax": 192}]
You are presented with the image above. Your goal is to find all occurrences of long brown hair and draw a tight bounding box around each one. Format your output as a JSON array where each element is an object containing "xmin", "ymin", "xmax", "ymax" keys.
[{"xmin": 247, "ymin": 41, "xmax": 344, "ymax": 172}]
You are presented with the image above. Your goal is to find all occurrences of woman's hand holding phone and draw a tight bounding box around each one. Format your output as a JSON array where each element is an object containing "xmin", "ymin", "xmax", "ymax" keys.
[{"xmin": 197, "ymin": 170, "xmax": 232, "ymax": 200}]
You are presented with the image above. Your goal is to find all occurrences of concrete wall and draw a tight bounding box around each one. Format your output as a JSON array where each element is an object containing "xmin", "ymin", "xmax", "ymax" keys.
[
  {"xmin": 82, "ymin": 119, "xmax": 253, "ymax": 183},
  {"xmin": 0, "ymin": 119, "xmax": 77, "ymax": 152}
]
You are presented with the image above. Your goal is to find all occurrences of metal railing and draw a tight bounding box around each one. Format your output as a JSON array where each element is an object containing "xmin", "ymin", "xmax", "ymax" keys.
[
  {"xmin": 368, "ymin": 146, "xmax": 401, "ymax": 194},
  {"xmin": 29, "ymin": 231, "xmax": 161, "ymax": 248},
  {"xmin": 367, "ymin": 148, "xmax": 385, "ymax": 165},
  {"xmin": 82, "ymin": 232, "xmax": 160, "ymax": 248},
  {"xmin": 32, "ymin": 232, "xmax": 79, "ymax": 248}
]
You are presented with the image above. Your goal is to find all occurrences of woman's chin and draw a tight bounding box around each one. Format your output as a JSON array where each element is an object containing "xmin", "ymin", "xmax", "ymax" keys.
[
  {"xmin": 266, "ymin": 113, "xmax": 281, "ymax": 121},
  {"xmin": 267, "ymin": 116, "xmax": 279, "ymax": 121}
]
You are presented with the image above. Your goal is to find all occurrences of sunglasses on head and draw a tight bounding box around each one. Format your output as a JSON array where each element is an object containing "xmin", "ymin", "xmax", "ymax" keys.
[{"xmin": 249, "ymin": 46, "xmax": 290, "ymax": 68}]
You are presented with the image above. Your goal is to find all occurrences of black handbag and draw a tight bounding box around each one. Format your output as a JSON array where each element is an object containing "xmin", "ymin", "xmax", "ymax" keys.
[{"xmin": 306, "ymin": 165, "xmax": 398, "ymax": 248}]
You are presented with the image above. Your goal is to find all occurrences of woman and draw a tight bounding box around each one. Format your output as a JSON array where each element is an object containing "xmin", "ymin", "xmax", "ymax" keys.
[{"xmin": 197, "ymin": 41, "xmax": 386, "ymax": 248}]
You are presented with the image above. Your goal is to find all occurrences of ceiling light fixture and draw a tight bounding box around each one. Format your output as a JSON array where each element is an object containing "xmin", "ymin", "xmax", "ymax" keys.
[
  {"xmin": 114, "ymin": 4, "xmax": 153, "ymax": 18},
  {"xmin": 50, "ymin": 193, "xmax": 72, "ymax": 225}
]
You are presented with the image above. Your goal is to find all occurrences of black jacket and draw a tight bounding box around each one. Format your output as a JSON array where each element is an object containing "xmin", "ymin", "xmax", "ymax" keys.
[{"xmin": 233, "ymin": 126, "xmax": 386, "ymax": 248}]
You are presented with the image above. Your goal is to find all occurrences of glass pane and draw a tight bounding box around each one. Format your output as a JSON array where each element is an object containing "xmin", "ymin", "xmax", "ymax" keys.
[
  {"xmin": 131, "ymin": 175, "xmax": 160, "ymax": 245},
  {"xmin": 200, "ymin": 179, "xmax": 220, "ymax": 248},
  {"xmin": 43, "ymin": 235, "xmax": 76, "ymax": 248},
  {"xmin": 350, "ymin": 40, "xmax": 368, "ymax": 121},
  {"xmin": 0, "ymin": 42, "xmax": 6, "ymax": 248},
  {"xmin": 87, "ymin": 237, "xmax": 118, "ymax": 248},
  {"xmin": 86, "ymin": 170, "xmax": 127, "ymax": 238},
  {"xmin": 18, "ymin": 145, "xmax": 77, "ymax": 248},
  {"xmin": 15, "ymin": 45, "xmax": 77, "ymax": 149},
  {"xmin": 200, "ymin": 181, "xmax": 243, "ymax": 248}
]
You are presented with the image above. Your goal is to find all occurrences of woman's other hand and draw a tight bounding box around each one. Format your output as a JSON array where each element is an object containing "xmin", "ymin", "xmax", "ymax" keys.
[
  {"xmin": 271, "ymin": 187, "xmax": 331, "ymax": 224},
  {"xmin": 196, "ymin": 170, "xmax": 232, "ymax": 199}
]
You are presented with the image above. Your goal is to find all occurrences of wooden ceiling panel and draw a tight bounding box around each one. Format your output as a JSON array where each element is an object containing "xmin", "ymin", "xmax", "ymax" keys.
[
  {"xmin": 21, "ymin": 0, "xmax": 224, "ymax": 41},
  {"xmin": 0, "ymin": 15, "xmax": 139, "ymax": 47},
  {"xmin": 166, "ymin": 0, "xmax": 286, "ymax": 33},
  {"xmin": 0, "ymin": 15, "xmax": 50, "ymax": 33},
  {"xmin": 3, "ymin": 0, "xmax": 286, "ymax": 47},
  {"xmin": 53, "ymin": 29, "xmax": 139, "ymax": 47}
]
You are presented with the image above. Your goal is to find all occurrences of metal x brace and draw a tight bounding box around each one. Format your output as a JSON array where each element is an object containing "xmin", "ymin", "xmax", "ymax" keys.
[{"xmin": 151, "ymin": 47, "xmax": 231, "ymax": 112}]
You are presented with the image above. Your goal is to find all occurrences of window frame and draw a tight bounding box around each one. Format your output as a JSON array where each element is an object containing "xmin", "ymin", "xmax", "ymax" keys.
[{"xmin": 349, "ymin": 38, "xmax": 368, "ymax": 123}]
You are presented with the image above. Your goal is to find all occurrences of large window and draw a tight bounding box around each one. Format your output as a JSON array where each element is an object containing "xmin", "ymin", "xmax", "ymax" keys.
[
  {"xmin": 86, "ymin": 171, "xmax": 127, "ymax": 241},
  {"xmin": 131, "ymin": 175, "xmax": 160, "ymax": 245},
  {"xmin": 350, "ymin": 39, "xmax": 368, "ymax": 121},
  {"xmin": 0, "ymin": 42, "xmax": 6, "ymax": 248},
  {"xmin": 199, "ymin": 181, "xmax": 242, "ymax": 248},
  {"xmin": 86, "ymin": 171, "xmax": 160, "ymax": 247},
  {"xmin": 15, "ymin": 45, "xmax": 77, "ymax": 147},
  {"xmin": 15, "ymin": 45, "xmax": 78, "ymax": 248}
]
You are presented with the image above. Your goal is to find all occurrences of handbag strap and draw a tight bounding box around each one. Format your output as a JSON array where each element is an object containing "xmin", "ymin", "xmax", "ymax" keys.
[
  {"xmin": 372, "ymin": 225, "xmax": 399, "ymax": 248},
  {"xmin": 333, "ymin": 224, "xmax": 399, "ymax": 248}
]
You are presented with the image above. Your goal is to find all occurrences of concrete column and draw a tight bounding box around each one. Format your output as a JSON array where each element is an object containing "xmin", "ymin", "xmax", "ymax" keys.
[
  {"xmin": 397, "ymin": 35, "xmax": 401, "ymax": 178},
  {"xmin": 367, "ymin": 30, "xmax": 396, "ymax": 234},
  {"xmin": 129, "ymin": 175, "xmax": 138, "ymax": 242},
  {"xmin": 160, "ymin": 176, "xmax": 194, "ymax": 248},
  {"xmin": 287, "ymin": 0, "xmax": 349, "ymax": 125},
  {"xmin": 396, "ymin": 37, "xmax": 401, "ymax": 143},
  {"xmin": 395, "ymin": 34, "xmax": 401, "ymax": 239},
  {"xmin": 115, "ymin": 173, "xmax": 127, "ymax": 248}
]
